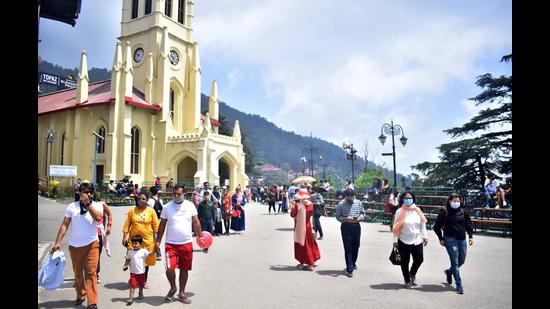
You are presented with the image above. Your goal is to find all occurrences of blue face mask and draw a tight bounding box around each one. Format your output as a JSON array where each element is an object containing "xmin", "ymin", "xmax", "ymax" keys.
[{"xmin": 404, "ymin": 198, "xmax": 413, "ymax": 206}]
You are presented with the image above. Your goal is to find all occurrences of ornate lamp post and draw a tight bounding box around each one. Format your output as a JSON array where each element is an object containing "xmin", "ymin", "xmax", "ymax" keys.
[
  {"xmin": 45, "ymin": 129, "xmax": 55, "ymax": 180},
  {"xmin": 342, "ymin": 141, "xmax": 358, "ymax": 184},
  {"xmin": 378, "ymin": 120, "xmax": 408, "ymax": 188}
]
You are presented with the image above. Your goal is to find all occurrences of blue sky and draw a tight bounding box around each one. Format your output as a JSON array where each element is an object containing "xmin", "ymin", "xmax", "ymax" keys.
[{"xmin": 39, "ymin": 0, "xmax": 512, "ymax": 177}]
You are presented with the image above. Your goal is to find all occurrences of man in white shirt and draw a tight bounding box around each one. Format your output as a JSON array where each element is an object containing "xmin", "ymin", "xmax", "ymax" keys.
[
  {"xmin": 156, "ymin": 184, "xmax": 204, "ymax": 304},
  {"xmin": 52, "ymin": 182, "xmax": 103, "ymax": 309}
]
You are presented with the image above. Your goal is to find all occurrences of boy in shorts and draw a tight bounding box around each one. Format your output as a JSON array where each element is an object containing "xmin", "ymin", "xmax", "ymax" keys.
[{"xmin": 123, "ymin": 235, "xmax": 154, "ymax": 305}]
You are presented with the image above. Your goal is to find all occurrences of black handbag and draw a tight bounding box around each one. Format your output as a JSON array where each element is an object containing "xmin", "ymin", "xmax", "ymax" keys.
[{"xmin": 389, "ymin": 247, "xmax": 401, "ymax": 265}]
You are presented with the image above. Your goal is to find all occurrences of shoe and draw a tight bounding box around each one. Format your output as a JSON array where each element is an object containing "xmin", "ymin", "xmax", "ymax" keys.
[
  {"xmin": 445, "ymin": 269, "xmax": 452, "ymax": 284},
  {"xmin": 156, "ymin": 255, "xmax": 162, "ymax": 261},
  {"xmin": 456, "ymin": 284, "xmax": 464, "ymax": 294},
  {"xmin": 106, "ymin": 249, "xmax": 112, "ymax": 257},
  {"xmin": 74, "ymin": 298, "xmax": 85, "ymax": 306},
  {"xmin": 88, "ymin": 305, "xmax": 98, "ymax": 309},
  {"xmin": 411, "ymin": 276, "xmax": 417, "ymax": 286},
  {"xmin": 346, "ymin": 271, "xmax": 353, "ymax": 278},
  {"xmin": 353, "ymin": 264, "xmax": 357, "ymax": 270},
  {"xmin": 317, "ymin": 236, "xmax": 323, "ymax": 240},
  {"xmin": 138, "ymin": 291, "xmax": 144, "ymax": 300},
  {"xmin": 404, "ymin": 281, "xmax": 414, "ymax": 289},
  {"xmin": 126, "ymin": 298, "xmax": 134, "ymax": 305},
  {"xmin": 203, "ymin": 249, "xmax": 209, "ymax": 253}
]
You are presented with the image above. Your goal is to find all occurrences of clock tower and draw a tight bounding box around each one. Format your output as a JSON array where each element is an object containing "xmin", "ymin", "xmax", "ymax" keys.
[{"xmin": 118, "ymin": 0, "xmax": 201, "ymax": 133}]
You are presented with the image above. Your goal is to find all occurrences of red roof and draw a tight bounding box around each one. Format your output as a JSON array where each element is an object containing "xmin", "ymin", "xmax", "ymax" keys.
[{"xmin": 38, "ymin": 80, "xmax": 160, "ymax": 116}]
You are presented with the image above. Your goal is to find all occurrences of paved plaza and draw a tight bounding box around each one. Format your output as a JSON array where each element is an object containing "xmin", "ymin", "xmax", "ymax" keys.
[{"xmin": 38, "ymin": 196, "xmax": 511, "ymax": 309}]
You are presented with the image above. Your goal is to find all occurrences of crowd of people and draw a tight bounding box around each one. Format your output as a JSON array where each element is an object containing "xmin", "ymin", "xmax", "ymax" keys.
[{"xmin": 50, "ymin": 175, "xmax": 491, "ymax": 307}]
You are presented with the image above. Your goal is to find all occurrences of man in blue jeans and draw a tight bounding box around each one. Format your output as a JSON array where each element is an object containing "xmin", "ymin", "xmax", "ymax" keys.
[
  {"xmin": 197, "ymin": 191, "xmax": 215, "ymax": 253},
  {"xmin": 311, "ymin": 186, "xmax": 327, "ymax": 240},
  {"xmin": 334, "ymin": 189, "xmax": 366, "ymax": 277}
]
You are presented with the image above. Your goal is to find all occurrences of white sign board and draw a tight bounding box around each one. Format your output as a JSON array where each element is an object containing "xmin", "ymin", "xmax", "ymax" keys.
[
  {"xmin": 224, "ymin": 179, "xmax": 230, "ymax": 186},
  {"xmin": 50, "ymin": 165, "xmax": 78, "ymax": 177}
]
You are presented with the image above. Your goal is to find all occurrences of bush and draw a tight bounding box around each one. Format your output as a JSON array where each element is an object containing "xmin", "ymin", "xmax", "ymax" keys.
[{"xmin": 48, "ymin": 180, "xmax": 60, "ymax": 198}]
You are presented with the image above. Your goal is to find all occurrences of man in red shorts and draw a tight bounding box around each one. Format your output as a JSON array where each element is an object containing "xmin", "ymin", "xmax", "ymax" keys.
[{"xmin": 156, "ymin": 184, "xmax": 204, "ymax": 304}]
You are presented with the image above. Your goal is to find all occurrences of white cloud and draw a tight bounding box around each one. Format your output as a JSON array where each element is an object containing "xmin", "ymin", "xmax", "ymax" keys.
[{"xmin": 226, "ymin": 68, "xmax": 241, "ymax": 88}]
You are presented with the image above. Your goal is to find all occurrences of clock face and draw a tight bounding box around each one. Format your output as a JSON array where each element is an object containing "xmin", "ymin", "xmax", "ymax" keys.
[
  {"xmin": 134, "ymin": 48, "xmax": 144, "ymax": 63},
  {"xmin": 169, "ymin": 50, "xmax": 179, "ymax": 65}
]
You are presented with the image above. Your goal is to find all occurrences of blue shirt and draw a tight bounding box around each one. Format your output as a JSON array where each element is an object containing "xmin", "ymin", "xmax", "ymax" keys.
[
  {"xmin": 335, "ymin": 198, "xmax": 365, "ymax": 223},
  {"xmin": 38, "ymin": 250, "xmax": 66, "ymax": 290}
]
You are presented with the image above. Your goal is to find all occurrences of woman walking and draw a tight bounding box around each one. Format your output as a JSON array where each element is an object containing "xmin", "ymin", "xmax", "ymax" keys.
[
  {"xmin": 392, "ymin": 191, "xmax": 428, "ymax": 288},
  {"xmin": 433, "ymin": 193, "xmax": 474, "ymax": 294},
  {"xmin": 290, "ymin": 188, "xmax": 321, "ymax": 271},
  {"xmin": 230, "ymin": 187, "xmax": 246, "ymax": 233},
  {"xmin": 122, "ymin": 191, "xmax": 159, "ymax": 288}
]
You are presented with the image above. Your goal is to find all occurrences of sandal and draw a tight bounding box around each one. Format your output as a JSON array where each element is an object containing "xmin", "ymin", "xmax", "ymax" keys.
[
  {"xmin": 165, "ymin": 289, "xmax": 176, "ymax": 303},
  {"xmin": 126, "ymin": 298, "xmax": 134, "ymax": 305},
  {"xmin": 179, "ymin": 294, "xmax": 192, "ymax": 304}
]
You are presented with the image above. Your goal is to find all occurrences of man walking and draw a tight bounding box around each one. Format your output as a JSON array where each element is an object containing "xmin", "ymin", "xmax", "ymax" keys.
[
  {"xmin": 311, "ymin": 186, "xmax": 327, "ymax": 240},
  {"xmin": 334, "ymin": 189, "xmax": 365, "ymax": 277},
  {"xmin": 52, "ymin": 181, "xmax": 103, "ymax": 308},
  {"xmin": 156, "ymin": 184, "xmax": 204, "ymax": 304}
]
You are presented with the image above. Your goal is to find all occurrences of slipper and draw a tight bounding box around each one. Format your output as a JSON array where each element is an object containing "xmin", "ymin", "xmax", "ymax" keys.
[
  {"xmin": 179, "ymin": 294, "xmax": 192, "ymax": 304},
  {"xmin": 165, "ymin": 290, "xmax": 176, "ymax": 303}
]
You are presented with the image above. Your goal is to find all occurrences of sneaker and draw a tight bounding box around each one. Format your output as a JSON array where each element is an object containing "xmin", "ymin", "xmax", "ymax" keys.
[
  {"xmin": 346, "ymin": 271, "xmax": 353, "ymax": 278},
  {"xmin": 456, "ymin": 284, "xmax": 464, "ymax": 294},
  {"xmin": 444, "ymin": 269, "xmax": 452, "ymax": 284},
  {"xmin": 411, "ymin": 276, "xmax": 417, "ymax": 286},
  {"xmin": 404, "ymin": 281, "xmax": 414, "ymax": 289},
  {"xmin": 106, "ymin": 249, "xmax": 112, "ymax": 257}
]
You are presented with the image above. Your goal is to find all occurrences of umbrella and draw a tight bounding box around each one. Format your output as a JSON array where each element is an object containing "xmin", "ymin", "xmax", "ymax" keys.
[{"xmin": 292, "ymin": 175, "xmax": 316, "ymax": 184}]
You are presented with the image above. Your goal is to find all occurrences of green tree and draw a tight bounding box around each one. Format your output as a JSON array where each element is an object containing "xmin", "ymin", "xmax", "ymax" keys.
[
  {"xmin": 413, "ymin": 55, "xmax": 512, "ymax": 191},
  {"xmin": 354, "ymin": 167, "xmax": 385, "ymax": 193}
]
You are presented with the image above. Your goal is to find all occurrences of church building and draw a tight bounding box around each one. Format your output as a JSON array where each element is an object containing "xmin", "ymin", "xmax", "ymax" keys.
[{"xmin": 38, "ymin": 0, "xmax": 249, "ymax": 189}]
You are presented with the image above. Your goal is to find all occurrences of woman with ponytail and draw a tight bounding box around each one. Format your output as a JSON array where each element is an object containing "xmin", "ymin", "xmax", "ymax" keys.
[
  {"xmin": 433, "ymin": 193, "xmax": 474, "ymax": 295},
  {"xmin": 392, "ymin": 191, "xmax": 428, "ymax": 288}
]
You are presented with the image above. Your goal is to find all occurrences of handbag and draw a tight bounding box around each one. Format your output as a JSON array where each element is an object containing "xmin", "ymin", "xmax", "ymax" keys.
[
  {"xmin": 389, "ymin": 247, "xmax": 401, "ymax": 265},
  {"xmin": 232, "ymin": 209, "xmax": 240, "ymax": 218}
]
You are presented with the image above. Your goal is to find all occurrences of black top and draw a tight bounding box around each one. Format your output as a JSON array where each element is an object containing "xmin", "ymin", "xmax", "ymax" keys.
[
  {"xmin": 433, "ymin": 207, "xmax": 473, "ymax": 241},
  {"xmin": 197, "ymin": 200, "xmax": 215, "ymax": 220}
]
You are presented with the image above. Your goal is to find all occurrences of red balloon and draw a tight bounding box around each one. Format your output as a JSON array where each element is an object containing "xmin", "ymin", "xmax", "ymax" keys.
[{"xmin": 196, "ymin": 231, "xmax": 213, "ymax": 249}]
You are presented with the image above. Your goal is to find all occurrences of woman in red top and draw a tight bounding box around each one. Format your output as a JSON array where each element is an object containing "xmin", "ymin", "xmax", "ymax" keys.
[{"xmin": 290, "ymin": 188, "xmax": 321, "ymax": 271}]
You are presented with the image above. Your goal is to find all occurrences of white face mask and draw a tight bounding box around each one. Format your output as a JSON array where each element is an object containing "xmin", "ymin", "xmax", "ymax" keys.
[
  {"xmin": 173, "ymin": 195, "xmax": 184, "ymax": 204},
  {"xmin": 450, "ymin": 201, "xmax": 461, "ymax": 209}
]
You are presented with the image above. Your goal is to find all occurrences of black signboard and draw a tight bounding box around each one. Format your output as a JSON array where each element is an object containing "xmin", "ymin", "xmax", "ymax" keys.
[{"xmin": 39, "ymin": 72, "xmax": 77, "ymax": 89}]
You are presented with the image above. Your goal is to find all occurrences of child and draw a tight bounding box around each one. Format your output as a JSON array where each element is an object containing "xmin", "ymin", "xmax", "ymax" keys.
[{"xmin": 123, "ymin": 235, "xmax": 154, "ymax": 305}]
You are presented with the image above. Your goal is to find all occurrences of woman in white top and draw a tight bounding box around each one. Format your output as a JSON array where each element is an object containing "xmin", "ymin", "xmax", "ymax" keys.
[{"xmin": 392, "ymin": 191, "xmax": 428, "ymax": 288}]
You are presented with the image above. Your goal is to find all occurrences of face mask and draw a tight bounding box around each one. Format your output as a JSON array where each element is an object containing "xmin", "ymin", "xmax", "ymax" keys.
[
  {"xmin": 404, "ymin": 198, "xmax": 413, "ymax": 206},
  {"xmin": 138, "ymin": 200, "xmax": 147, "ymax": 206},
  {"xmin": 450, "ymin": 202, "xmax": 461, "ymax": 209},
  {"xmin": 173, "ymin": 195, "xmax": 184, "ymax": 204}
]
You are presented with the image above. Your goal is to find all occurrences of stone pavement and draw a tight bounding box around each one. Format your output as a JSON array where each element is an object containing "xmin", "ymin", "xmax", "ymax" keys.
[{"xmin": 38, "ymin": 197, "xmax": 511, "ymax": 308}]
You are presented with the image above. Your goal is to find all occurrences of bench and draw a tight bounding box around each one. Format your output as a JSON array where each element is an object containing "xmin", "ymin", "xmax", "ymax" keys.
[{"xmin": 471, "ymin": 218, "xmax": 512, "ymax": 236}]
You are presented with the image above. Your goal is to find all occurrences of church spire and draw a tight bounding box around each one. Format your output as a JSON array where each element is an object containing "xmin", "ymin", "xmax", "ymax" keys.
[
  {"xmin": 144, "ymin": 52, "xmax": 154, "ymax": 103},
  {"xmin": 123, "ymin": 41, "xmax": 134, "ymax": 99},
  {"xmin": 76, "ymin": 50, "xmax": 89, "ymax": 104},
  {"xmin": 110, "ymin": 41, "xmax": 122, "ymax": 99},
  {"xmin": 232, "ymin": 120, "xmax": 241, "ymax": 141},
  {"xmin": 208, "ymin": 79, "xmax": 219, "ymax": 133}
]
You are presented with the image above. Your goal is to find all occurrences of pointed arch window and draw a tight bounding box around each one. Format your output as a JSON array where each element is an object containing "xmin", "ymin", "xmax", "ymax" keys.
[
  {"xmin": 97, "ymin": 126, "xmax": 106, "ymax": 153},
  {"xmin": 169, "ymin": 89, "xmax": 175, "ymax": 121},
  {"xmin": 60, "ymin": 132, "xmax": 66, "ymax": 165},
  {"xmin": 130, "ymin": 127, "xmax": 140, "ymax": 174},
  {"xmin": 165, "ymin": 0, "xmax": 172, "ymax": 17},
  {"xmin": 132, "ymin": 0, "xmax": 139, "ymax": 19},
  {"xmin": 145, "ymin": 0, "xmax": 152, "ymax": 15},
  {"xmin": 178, "ymin": 0, "xmax": 185, "ymax": 24}
]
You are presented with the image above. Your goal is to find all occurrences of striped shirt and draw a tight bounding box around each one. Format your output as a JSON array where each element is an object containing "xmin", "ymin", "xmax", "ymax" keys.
[{"xmin": 335, "ymin": 198, "xmax": 365, "ymax": 223}]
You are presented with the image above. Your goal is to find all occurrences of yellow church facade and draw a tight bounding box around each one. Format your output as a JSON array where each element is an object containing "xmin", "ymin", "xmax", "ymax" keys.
[{"xmin": 38, "ymin": 0, "xmax": 249, "ymax": 189}]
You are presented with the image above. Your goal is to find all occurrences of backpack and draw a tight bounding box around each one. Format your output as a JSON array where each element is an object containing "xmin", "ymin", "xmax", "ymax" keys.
[{"xmin": 153, "ymin": 197, "xmax": 163, "ymax": 219}]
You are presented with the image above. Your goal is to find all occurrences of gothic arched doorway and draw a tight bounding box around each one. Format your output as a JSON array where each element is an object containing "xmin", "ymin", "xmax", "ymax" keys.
[
  {"xmin": 219, "ymin": 158, "xmax": 230, "ymax": 187},
  {"xmin": 177, "ymin": 157, "xmax": 197, "ymax": 188}
]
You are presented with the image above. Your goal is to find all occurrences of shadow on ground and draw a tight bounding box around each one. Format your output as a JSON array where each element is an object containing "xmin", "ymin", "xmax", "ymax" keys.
[
  {"xmin": 370, "ymin": 283, "xmax": 453, "ymax": 292},
  {"xmin": 269, "ymin": 265, "xmax": 301, "ymax": 271},
  {"xmin": 111, "ymin": 292, "xmax": 195, "ymax": 306},
  {"xmin": 316, "ymin": 269, "xmax": 345, "ymax": 277},
  {"xmin": 275, "ymin": 228, "xmax": 294, "ymax": 231},
  {"xmin": 103, "ymin": 282, "xmax": 129, "ymax": 290},
  {"xmin": 38, "ymin": 300, "xmax": 77, "ymax": 308},
  {"xmin": 377, "ymin": 230, "xmax": 392, "ymax": 233}
]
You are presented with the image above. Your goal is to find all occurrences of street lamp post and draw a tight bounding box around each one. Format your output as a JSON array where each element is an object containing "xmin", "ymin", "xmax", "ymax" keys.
[
  {"xmin": 342, "ymin": 141, "xmax": 358, "ymax": 184},
  {"xmin": 45, "ymin": 129, "xmax": 55, "ymax": 181},
  {"xmin": 300, "ymin": 153, "xmax": 308, "ymax": 175},
  {"xmin": 91, "ymin": 131, "xmax": 105, "ymax": 188},
  {"xmin": 378, "ymin": 120, "xmax": 408, "ymax": 188}
]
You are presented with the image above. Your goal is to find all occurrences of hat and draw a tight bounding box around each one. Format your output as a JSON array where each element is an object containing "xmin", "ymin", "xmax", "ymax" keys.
[
  {"xmin": 294, "ymin": 188, "xmax": 311, "ymax": 200},
  {"xmin": 343, "ymin": 189, "xmax": 355, "ymax": 197},
  {"xmin": 82, "ymin": 179, "xmax": 91, "ymax": 184}
]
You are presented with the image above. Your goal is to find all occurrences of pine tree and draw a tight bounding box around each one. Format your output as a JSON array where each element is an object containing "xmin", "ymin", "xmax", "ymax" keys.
[{"xmin": 413, "ymin": 55, "xmax": 511, "ymax": 191}]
